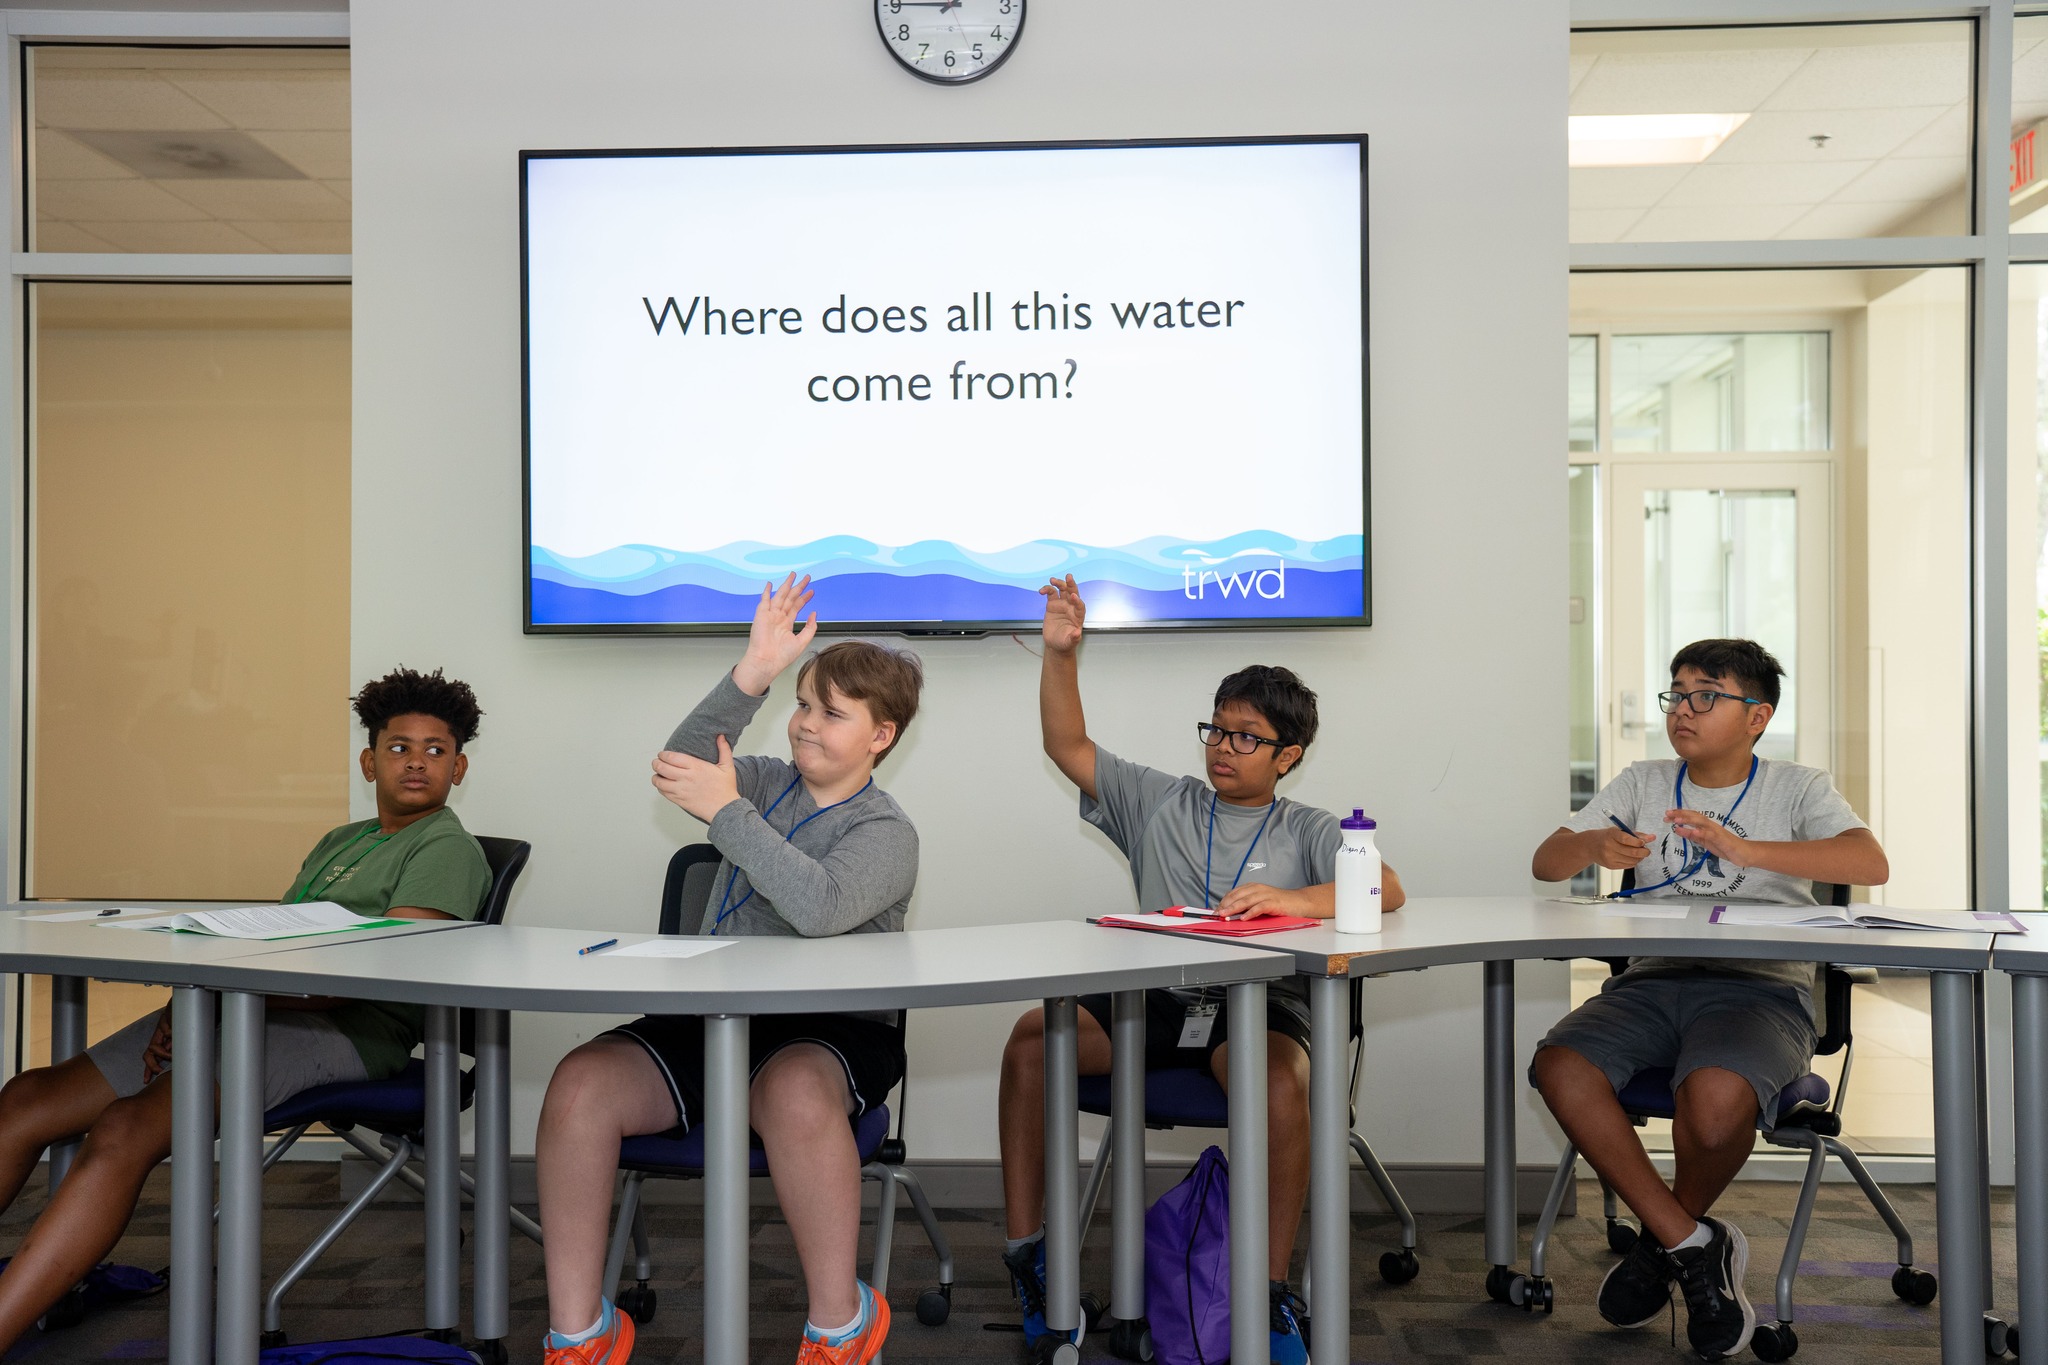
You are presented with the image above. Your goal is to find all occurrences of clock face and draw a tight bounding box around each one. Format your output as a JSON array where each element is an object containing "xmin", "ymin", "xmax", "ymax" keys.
[{"xmin": 875, "ymin": 0, "xmax": 1024, "ymax": 85}]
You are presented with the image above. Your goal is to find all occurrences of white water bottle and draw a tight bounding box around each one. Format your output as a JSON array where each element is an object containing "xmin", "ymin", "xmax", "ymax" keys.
[{"xmin": 1334, "ymin": 810, "xmax": 1382, "ymax": 934}]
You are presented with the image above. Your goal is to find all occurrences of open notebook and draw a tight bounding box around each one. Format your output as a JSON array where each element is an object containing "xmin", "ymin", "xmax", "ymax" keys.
[
  {"xmin": 1710, "ymin": 904, "xmax": 2026, "ymax": 934},
  {"xmin": 101, "ymin": 901, "xmax": 404, "ymax": 941}
]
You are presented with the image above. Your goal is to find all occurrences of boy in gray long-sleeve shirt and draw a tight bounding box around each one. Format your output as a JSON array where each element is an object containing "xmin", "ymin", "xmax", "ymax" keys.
[{"xmin": 534, "ymin": 574, "xmax": 922, "ymax": 1365}]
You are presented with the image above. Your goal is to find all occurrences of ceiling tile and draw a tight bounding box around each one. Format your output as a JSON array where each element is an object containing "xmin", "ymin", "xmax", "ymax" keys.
[
  {"xmin": 167, "ymin": 72, "xmax": 349, "ymax": 132},
  {"xmin": 248, "ymin": 130, "xmax": 350, "ymax": 181},
  {"xmin": 1896, "ymin": 104, "xmax": 1970, "ymax": 158},
  {"xmin": 68, "ymin": 219, "xmax": 271, "ymax": 252},
  {"xmin": 1659, "ymin": 159, "xmax": 1872, "ymax": 208},
  {"xmin": 322, "ymin": 179, "xmax": 350, "ymax": 204},
  {"xmin": 1569, "ymin": 164, "xmax": 1689, "ymax": 210},
  {"xmin": 30, "ymin": 220, "xmax": 117, "ymax": 252},
  {"xmin": 1620, "ymin": 203, "xmax": 1806, "ymax": 241},
  {"xmin": 34, "ymin": 128, "xmax": 133, "ymax": 181},
  {"xmin": 229, "ymin": 219, "xmax": 349, "ymax": 253},
  {"xmin": 1569, "ymin": 208, "xmax": 1644, "ymax": 243},
  {"xmin": 33, "ymin": 70, "xmax": 227, "ymax": 132},
  {"xmin": 1568, "ymin": 47, "xmax": 1811, "ymax": 116},
  {"xmin": 1777, "ymin": 201, "xmax": 1923, "ymax": 239},
  {"xmin": 2016, "ymin": 30, "xmax": 2048, "ymax": 109},
  {"xmin": 1759, "ymin": 38, "xmax": 1969, "ymax": 111},
  {"xmin": 1711, "ymin": 106, "xmax": 1948, "ymax": 163},
  {"xmin": 1831, "ymin": 156, "xmax": 1963, "ymax": 205},
  {"xmin": 157, "ymin": 179, "xmax": 349, "ymax": 222},
  {"xmin": 36, "ymin": 178, "xmax": 210, "ymax": 222}
]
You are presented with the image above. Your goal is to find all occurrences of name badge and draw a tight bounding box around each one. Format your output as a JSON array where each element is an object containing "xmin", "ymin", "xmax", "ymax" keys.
[{"xmin": 1177, "ymin": 1002, "xmax": 1219, "ymax": 1049}]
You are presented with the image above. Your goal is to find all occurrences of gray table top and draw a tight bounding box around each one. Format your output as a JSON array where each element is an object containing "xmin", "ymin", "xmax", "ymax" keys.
[
  {"xmin": 1209, "ymin": 896, "xmax": 2000, "ymax": 976},
  {"xmin": 162, "ymin": 921, "xmax": 1294, "ymax": 1014},
  {"xmin": 0, "ymin": 909, "xmax": 479, "ymax": 987},
  {"xmin": 1990, "ymin": 913, "xmax": 2048, "ymax": 970}
]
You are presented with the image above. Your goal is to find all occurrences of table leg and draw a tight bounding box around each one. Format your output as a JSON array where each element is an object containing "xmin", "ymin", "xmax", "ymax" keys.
[
  {"xmin": 472, "ymin": 1008, "xmax": 510, "ymax": 1352},
  {"xmin": 1042, "ymin": 996, "xmax": 1081, "ymax": 1350},
  {"xmin": 704, "ymin": 1014, "xmax": 751, "ymax": 1365},
  {"xmin": 1108, "ymin": 990, "xmax": 1146, "ymax": 1330},
  {"xmin": 423, "ymin": 1006, "xmax": 459, "ymax": 1337},
  {"xmin": 169, "ymin": 986, "xmax": 215, "ymax": 1365},
  {"xmin": 1930, "ymin": 969, "xmax": 1989, "ymax": 1364},
  {"xmin": 2014, "ymin": 971, "xmax": 2047, "ymax": 1365},
  {"xmin": 1228, "ymin": 980, "xmax": 1270, "ymax": 1365},
  {"xmin": 1307, "ymin": 973, "xmax": 1349, "ymax": 1365},
  {"xmin": 216, "ymin": 991, "xmax": 265, "ymax": 1365},
  {"xmin": 1482, "ymin": 960, "xmax": 1517, "ymax": 1277},
  {"xmin": 47, "ymin": 974, "xmax": 86, "ymax": 1190}
]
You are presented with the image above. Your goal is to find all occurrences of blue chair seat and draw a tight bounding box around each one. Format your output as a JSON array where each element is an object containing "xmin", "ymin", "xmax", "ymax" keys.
[
  {"xmin": 1076, "ymin": 1068, "xmax": 1227, "ymax": 1128},
  {"xmin": 619, "ymin": 1104, "xmax": 893, "ymax": 1177},
  {"xmin": 263, "ymin": 1059, "xmax": 475, "ymax": 1133},
  {"xmin": 1614, "ymin": 1066, "xmax": 1831, "ymax": 1124}
]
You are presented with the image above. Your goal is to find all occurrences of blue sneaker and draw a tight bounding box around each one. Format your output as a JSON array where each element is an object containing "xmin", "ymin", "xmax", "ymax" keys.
[
  {"xmin": 1001, "ymin": 1238, "xmax": 1082, "ymax": 1349},
  {"xmin": 1270, "ymin": 1280, "xmax": 1310, "ymax": 1365}
]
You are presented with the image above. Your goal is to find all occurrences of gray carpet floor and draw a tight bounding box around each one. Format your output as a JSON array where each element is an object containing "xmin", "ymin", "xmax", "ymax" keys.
[{"xmin": 0, "ymin": 1167, "xmax": 2018, "ymax": 1364}]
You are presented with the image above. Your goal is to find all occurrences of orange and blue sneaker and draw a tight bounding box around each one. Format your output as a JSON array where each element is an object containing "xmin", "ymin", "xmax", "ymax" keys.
[
  {"xmin": 796, "ymin": 1280, "xmax": 891, "ymax": 1365},
  {"xmin": 543, "ymin": 1297, "xmax": 635, "ymax": 1365}
]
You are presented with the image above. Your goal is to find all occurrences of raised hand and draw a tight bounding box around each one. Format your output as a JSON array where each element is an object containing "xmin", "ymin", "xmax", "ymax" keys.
[
  {"xmin": 733, "ymin": 573, "xmax": 819, "ymax": 695},
  {"xmin": 1040, "ymin": 574, "xmax": 1087, "ymax": 654}
]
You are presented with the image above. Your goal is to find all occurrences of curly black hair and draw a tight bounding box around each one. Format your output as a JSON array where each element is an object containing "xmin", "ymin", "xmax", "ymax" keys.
[{"xmin": 352, "ymin": 667, "xmax": 483, "ymax": 750}]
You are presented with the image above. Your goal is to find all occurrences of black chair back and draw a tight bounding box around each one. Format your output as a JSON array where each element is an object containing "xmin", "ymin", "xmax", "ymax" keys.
[
  {"xmin": 474, "ymin": 836, "xmax": 532, "ymax": 926},
  {"xmin": 659, "ymin": 843, "xmax": 726, "ymax": 935}
]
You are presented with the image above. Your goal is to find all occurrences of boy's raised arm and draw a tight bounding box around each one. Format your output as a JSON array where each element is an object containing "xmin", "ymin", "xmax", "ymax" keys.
[
  {"xmin": 664, "ymin": 574, "xmax": 818, "ymax": 761},
  {"xmin": 1039, "ymin": 574, "xmax": 1098, "ymax": 801}
]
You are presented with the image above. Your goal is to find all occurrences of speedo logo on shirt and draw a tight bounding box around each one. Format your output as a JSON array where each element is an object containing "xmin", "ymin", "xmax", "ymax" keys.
[{"xmin": 1245, "ymin": 862, "xmax": 1266, "ymax": 872}]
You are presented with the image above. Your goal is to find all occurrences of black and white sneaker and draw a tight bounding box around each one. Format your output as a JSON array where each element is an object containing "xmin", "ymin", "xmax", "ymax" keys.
[
  {"xmin": 1667, "ymin": 1217, "xmax": 1755, "ymax": 1361},
  {"xmin": 1595, "ymin": 1227, "xmax": 1672, "ymax": 1328}
]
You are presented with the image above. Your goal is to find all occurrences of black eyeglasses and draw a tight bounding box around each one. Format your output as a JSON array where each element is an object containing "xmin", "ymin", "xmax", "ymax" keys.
[
  {"xmin": 1196, "ymin": 722, "xmax": 1284, "ymax": 755},
  {"xmin": 1657, "ymin": 689, "xmax": 1764, "ymax": 716}
]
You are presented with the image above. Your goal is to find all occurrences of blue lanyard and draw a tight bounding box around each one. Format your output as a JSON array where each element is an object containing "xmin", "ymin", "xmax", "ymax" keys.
[
  {"xmin": 1203, "ymin": 791, "xmax": 1278, "ymax": 909},
  {"xmin": 1615, "ymin": 756, "xmax": 1758, "ymax": 898},
  {"xmin": 710, "ymin": 774, "xmax": 873, "ymax": 933}
]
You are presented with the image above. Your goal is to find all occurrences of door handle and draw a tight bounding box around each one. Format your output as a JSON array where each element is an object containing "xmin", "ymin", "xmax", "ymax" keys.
[{"xmin": 1620, "ymin": 689, "xmax": 1646, "ymax": 737}]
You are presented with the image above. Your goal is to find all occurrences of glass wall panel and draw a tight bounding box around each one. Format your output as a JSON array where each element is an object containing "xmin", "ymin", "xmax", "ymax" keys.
[
  {"xmin": 29, "ymin": 282, "xmax": 350, "ymax": 900},
  {"xmin": 1612, "ymin": 332, "xmax": 1828, "ymax": 452},
  {"xmin": 1569, "ymin": 334, "xmax": 1598, "ymax": 451},
  {"xmin": 28, "ymin": 46, "xmax": 349, "ymax": 253},
  {"xmin": 1570, "ymin": 22, "xmax": 1971, "ymax": 243},
  {"xmin": 2008, "ymin": 265, "xmax": 2048, "ymax": 913}
]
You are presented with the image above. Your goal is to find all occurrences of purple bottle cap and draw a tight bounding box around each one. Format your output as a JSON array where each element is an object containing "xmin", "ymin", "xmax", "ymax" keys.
[{"xmin": 1341, "ymin": 809, "xmax": 1376, "ymax": 830}]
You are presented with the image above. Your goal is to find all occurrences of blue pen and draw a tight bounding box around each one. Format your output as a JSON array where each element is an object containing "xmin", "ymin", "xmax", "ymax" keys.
[
  {"xmin": 1607, "ymin": 814, "xmax": 1637, "ymax": 836},
  {"xmin": 578, "ymin": 938, "xmax": 618, "ymax": 956}
]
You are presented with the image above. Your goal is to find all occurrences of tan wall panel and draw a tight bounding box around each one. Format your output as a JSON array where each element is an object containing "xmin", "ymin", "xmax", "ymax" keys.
[{"xmin": 31, "ymin": 282, "xmax": 350, "ymax": 900}]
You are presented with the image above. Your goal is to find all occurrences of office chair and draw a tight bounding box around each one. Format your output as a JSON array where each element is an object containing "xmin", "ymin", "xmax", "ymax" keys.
[
  {"xmin": 256, "ymin": 834, "xmax": 538, "ymax": 1347},
  {"xmin": 1069, "ymin": 978, "xmax": 1421, "ymax": 1361},
  {"xmin": 1518, "ymin": 877, "xmax": 1935, "ymax": 1363},
  {"xmin": 600, "ymin": 843, "xmax": 956, "ymax": 1330}
]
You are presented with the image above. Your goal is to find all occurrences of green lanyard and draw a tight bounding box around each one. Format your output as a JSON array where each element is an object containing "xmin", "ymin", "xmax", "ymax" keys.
[{"xmin": 290, "ymin": 826, "xmax": 393, "ymax": 903}]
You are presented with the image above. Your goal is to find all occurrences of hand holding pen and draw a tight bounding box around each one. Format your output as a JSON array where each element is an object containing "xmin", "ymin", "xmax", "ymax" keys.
[{"xmin": 1592, "ymin": 814, "xmax": 1654, "ymax": 871}]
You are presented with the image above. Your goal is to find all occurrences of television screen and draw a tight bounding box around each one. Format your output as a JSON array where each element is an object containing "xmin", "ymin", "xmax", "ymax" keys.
[{"xmin": 522, "ymin": 136, "xmax": 1368, "ymax": 634}]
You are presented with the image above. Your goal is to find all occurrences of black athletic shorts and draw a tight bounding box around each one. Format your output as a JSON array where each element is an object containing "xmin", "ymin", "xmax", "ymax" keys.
[
  {"xmin": 1077, "ymin": 986, "xmax": 1312, "ymax": 1075},
  {"xmin": 606, "ymin": 1012, "xmax": 906, "ymax": 1134}
]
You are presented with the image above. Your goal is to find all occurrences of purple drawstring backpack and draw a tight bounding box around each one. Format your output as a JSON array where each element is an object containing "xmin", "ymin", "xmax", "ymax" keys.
[{"xmin": 1145, "ymin": 1144, "xmax": 1233, "ymax": 1365}]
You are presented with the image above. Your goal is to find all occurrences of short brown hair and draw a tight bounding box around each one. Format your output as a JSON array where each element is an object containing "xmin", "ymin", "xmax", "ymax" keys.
[{"xmin": 797, "ymin": 640, "xmax": 924, "ymax": 764}]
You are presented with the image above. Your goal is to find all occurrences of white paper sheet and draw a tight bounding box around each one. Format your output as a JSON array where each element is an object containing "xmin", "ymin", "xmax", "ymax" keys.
[
  {"xmin": 106, "ymin": 901, "xmax": 401, "ymax": 940},
  {"xmin": 603, "ymin": 938, "xmax": 735, "ymax": 959}
]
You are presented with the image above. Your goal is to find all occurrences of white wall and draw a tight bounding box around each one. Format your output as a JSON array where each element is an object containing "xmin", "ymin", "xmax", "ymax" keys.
[{"xmin": 350, "ymin": 0, "xmax": 1568, "ymax": 1166}]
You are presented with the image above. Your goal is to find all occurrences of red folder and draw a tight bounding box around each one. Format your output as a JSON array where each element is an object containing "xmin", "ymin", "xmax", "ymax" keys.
[{"xmin": 1093, "ymin": 910, "xmax": 1320, "ymax": 937}]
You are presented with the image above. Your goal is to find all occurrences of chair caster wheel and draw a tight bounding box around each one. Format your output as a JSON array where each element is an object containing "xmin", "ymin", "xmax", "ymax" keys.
[
  {"xmin": 1080, "ymin": 1292, "xmax": 1107, "ymax": 1332},
  {"xmin": 471, "ymin": 1338, "xmax": 508, "ymax": 1365},
  {"xmin": 1986, "ymin": 1315, "xmax": 2011, "ymax": 1357},
  {"xmin": 1108, "ymin": 1317, "xmax": 1154, "ymax": 1361},
  {"xmin": 1606, "ymin": 1219, "xmax": 1640, "ymax": 1254},
  {"xmin": 1751, "ymin": 1323, "xmax": 1798, "ymax": 1361},
  {"xmin": 1511, "ymin": 1274, "xmax": 1553, "ymax": 1314},
  {"xmin": 1485, "ymin": 1264, "xmax": 1515, "ymax": 1303},
  {"xmin": 2007, "ymin": 1325, "xmax": 2020, "ymax": 1358},
  {"xmin": 259, "ymin": 1331, "xmax": 288, "ymax": 1350},
  {"xmin": 915, "ymin": 1285, "xmax": 951, "ymax": 1326},
  {"xmin": 1889, "ymin": 1265, "xmax": 1937, "ymax": 1305},
  {"xmin": 1379, "ymin": 1248, "xmax": 1420, "ymax": 1284},
  {"xmin": 1028, "ymin": 1339, "xmax": 1082, "ymax": 1365},
  {"xmin": 616, "ymin": 1283, "xmax": 657, "ymax": 1325}
]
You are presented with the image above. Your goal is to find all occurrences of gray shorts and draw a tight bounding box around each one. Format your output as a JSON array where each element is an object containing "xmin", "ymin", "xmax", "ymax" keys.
[
  {"xmin": 1531, "ymin": 971, "xmax": 1817, "ymax": 1129},
  {"xmin": 87, "ymin": 1008, "xmax": 368, "ymax": 1110}
]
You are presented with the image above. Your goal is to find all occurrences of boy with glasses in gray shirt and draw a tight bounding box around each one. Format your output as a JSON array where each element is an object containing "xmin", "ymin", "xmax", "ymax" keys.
[
  {"xmin": 994, "ymin": 574, "xmax": 1407, "ymax": 1365},
  {"xmin": 1530, "ymin": 638, "xmax": 1889, "ymax": 1362}
]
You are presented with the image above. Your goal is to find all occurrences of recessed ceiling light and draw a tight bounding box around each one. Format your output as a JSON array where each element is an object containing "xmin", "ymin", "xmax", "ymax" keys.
[{"xmin": 1568, "ymin": 114, "xmax": 1749, "ymax": 168}]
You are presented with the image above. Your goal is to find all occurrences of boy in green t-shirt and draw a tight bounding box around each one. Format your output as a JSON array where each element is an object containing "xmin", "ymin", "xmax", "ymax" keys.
[{"xmin": 0, "ymin": 667, "xmax": 491, "ymax": 1353}]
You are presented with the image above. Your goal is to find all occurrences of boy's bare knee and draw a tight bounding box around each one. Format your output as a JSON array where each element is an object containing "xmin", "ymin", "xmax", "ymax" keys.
[
  {"xmin": 1676, "ymin": 1069, "xmax": 1760, "ymax": 1148},
  {"xmin": 1002, "ymin": 1013, "xmax": 1049, "ymax": 1082},
  {"xmin": 82, "ymin": 1095, "xmax": 170, "ymax": 1168},
  {"xmin": 751, "ymin": 1047, "xmax": 847, "ymax": 1128}
]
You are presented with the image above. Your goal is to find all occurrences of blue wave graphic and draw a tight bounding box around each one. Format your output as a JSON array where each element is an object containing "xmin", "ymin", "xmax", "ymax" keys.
[{"xmin": 530, "ymin": 533, "xmax": 1363, "ymax": 626}]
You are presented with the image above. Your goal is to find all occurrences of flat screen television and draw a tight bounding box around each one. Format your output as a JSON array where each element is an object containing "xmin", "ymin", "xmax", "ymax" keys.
[{"xmin": 522, "ymin": 135, "xmax": 1368, "ymax": 634}]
